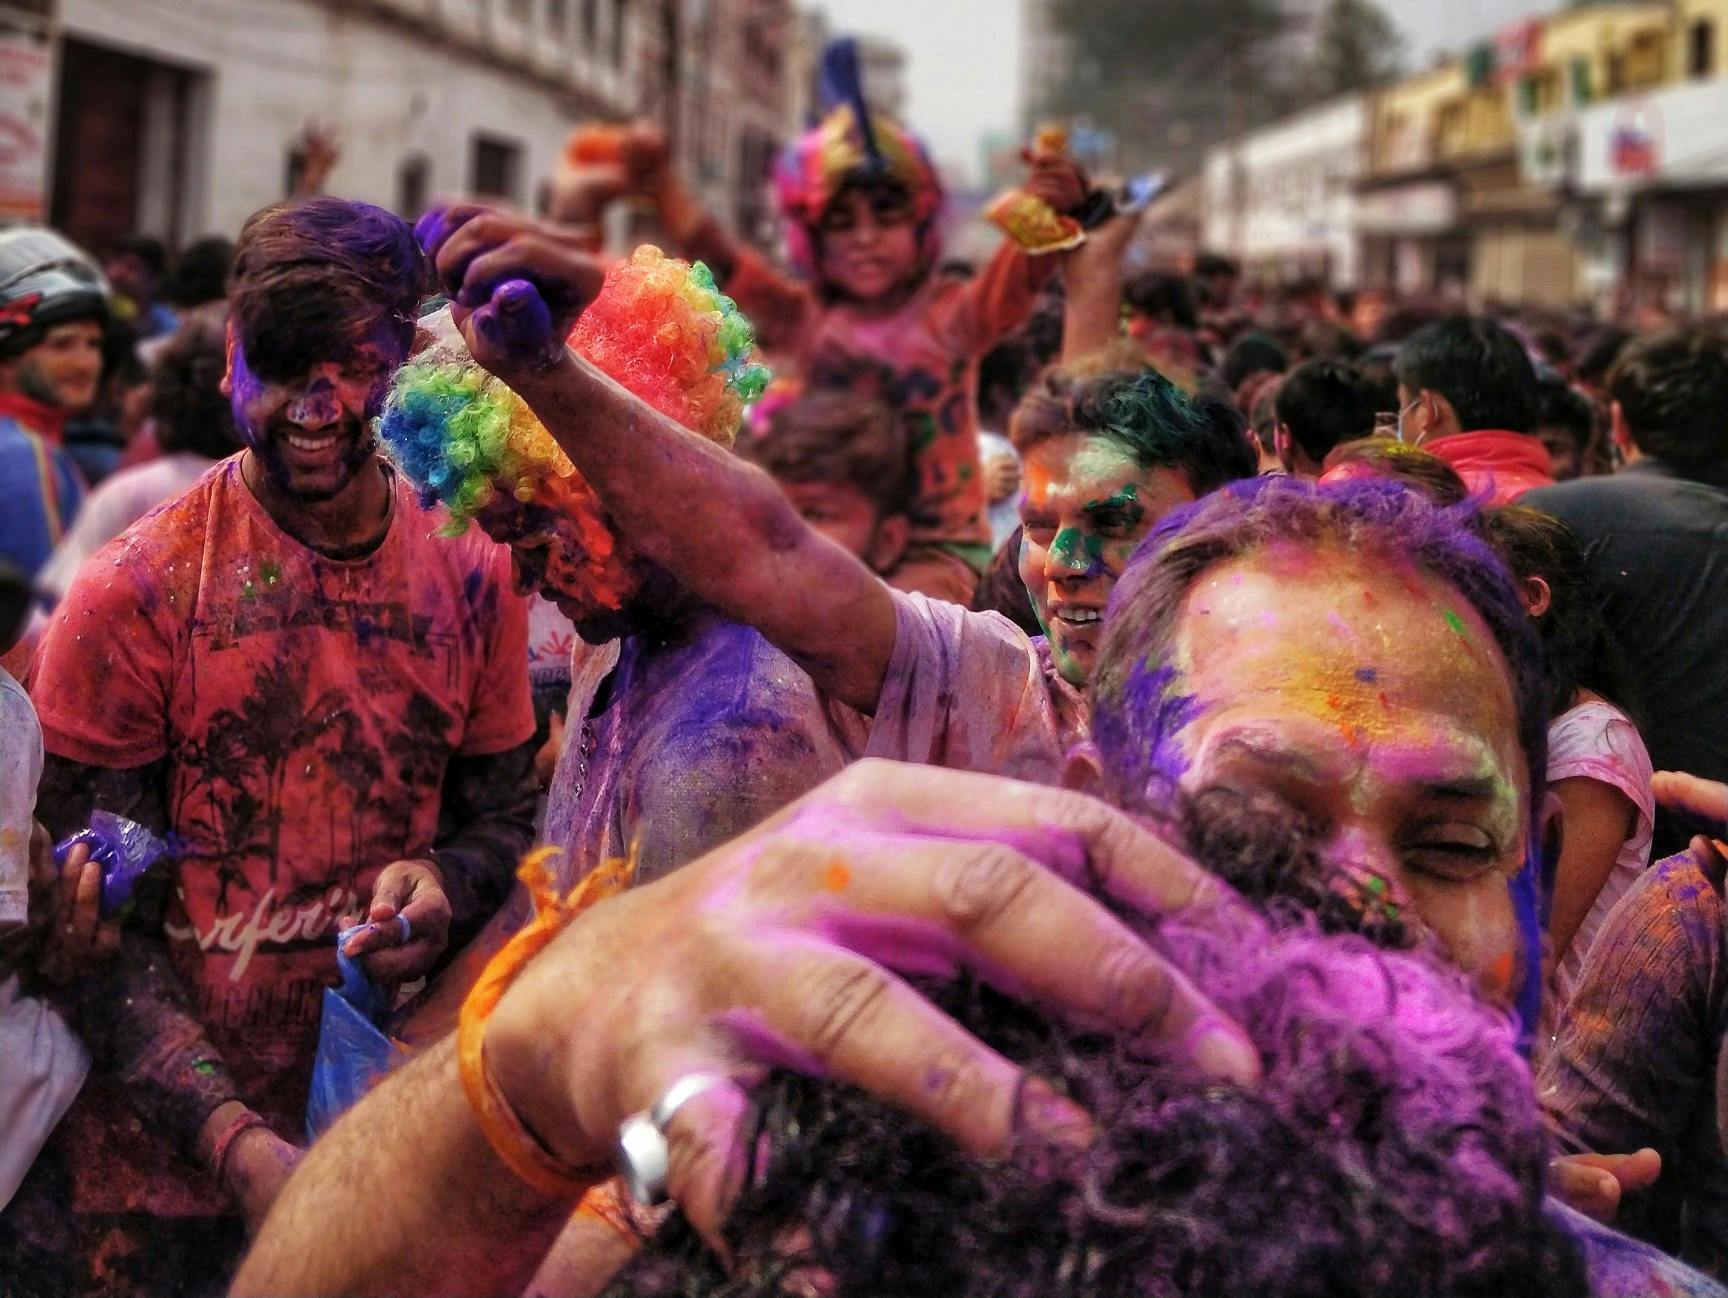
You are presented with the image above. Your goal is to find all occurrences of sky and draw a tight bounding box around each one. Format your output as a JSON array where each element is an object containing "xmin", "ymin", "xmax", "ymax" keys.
[{"xmin": 813, "ymin": 0, "xmax": 1560, "ymax": 186}]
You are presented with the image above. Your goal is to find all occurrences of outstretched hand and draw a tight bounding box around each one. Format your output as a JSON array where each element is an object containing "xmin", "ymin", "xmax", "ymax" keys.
[
  {"xmin": 415, "ymin": 206, "xmax": 608, "ymax": 377},
  {"xmin": 480, "ymin": 759, "xmax": 1260, "ymax": 1253}
]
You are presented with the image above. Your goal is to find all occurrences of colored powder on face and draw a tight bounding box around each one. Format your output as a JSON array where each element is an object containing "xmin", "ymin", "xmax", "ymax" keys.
[
  {"xmin": 823, "ymin": 861, "xmax": 851, "ymax": 892},
  {"xmin": 1443, "ymin": 609, "xmax": 1468, "ymax": 639},
  {"xmin": 1354, "ymin": 667, "xmax": 1379, "ymax": 684}
]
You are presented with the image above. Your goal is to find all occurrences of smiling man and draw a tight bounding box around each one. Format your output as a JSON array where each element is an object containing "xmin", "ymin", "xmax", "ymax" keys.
[{"xmin": 26, "ymin": 198, "xmax": 536, "ymax": 1296}]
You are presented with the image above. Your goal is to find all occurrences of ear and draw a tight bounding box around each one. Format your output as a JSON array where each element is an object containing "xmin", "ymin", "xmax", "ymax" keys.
[
  {"xmin": 1273, "ymin": 422, "xmax": 1296, "ymax": 474},
  {"xmin": 1609, "ymin": 400, "xmax": 1636, "ymax": 462},
  {"xmin": 866, "ymin": 513, "xmax": 910, "ymax": 576},
  {"xmin": 1521, "ymin": 574, "xmax": 1553, "ymax": 620},
  {"xmin": 1061, "ymin": 741, "xmax": 1105, "ymax": 795},
  {"xmin": 221, "ymin": 318, "xmax": 236, "ymax": 399}
]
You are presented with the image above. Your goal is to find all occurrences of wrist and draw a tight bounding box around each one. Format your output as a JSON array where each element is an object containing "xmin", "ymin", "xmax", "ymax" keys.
[{"xmin": 203, "ymin": 1103, "xmax": 270, "ymax": 1184}]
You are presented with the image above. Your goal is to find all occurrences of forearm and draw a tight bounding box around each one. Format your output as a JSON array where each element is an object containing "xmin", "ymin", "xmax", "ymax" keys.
[
  {"xmin": 517, "ymin": 353, "xmax": 894, "ymax": 710},
  {"xmin": 432, "ymin": 740, "xmax": 539, "ymax": 952},
  {"xmin": 73, "ymin": 926, "xmax": 248, "ymax": 1163},
  {"xmin": 233, "ymin": 1036, "xmax": 572, "ymax": 1298}
]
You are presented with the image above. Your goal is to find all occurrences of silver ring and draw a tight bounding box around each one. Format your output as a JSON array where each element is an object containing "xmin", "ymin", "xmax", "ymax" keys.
[{"xmin": 614, "ymin": 1071, "xmax": 732, "ymax": 1205}]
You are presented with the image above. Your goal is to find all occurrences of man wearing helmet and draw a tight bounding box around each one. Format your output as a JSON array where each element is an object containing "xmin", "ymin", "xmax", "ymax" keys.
[{"xmin": 0, "ymin": 228, "xmax": 105, "ymax": 579}]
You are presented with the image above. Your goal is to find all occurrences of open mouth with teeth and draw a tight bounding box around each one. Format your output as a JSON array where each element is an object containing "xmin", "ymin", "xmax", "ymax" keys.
[
  {"xmin": 283, "ymin": 432, "xmax": 340, "ymax": 452},
  {"xmin": 1053, "ymin": 608, "xmax": 1103, "ymax": 627}
]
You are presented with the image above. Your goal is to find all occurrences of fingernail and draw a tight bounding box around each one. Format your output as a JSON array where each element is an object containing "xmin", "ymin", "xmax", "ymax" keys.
[
  {"xmin": 1185, "ymin": 1017, "xmax": 1261, "ymax": 1088},
  {"xmin": 1021, "ymin": 1077, "xmax": 1095, "ymax": 1149}
]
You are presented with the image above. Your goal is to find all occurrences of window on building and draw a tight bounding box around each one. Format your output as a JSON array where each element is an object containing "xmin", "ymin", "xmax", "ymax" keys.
[
  {"xmin": 1691, "ymin": 20, "xmax": 1715, "ymax": 79},
  {"xmin": 548, "ymin": 0, "xmax": 568, "ymax": 33},
  {"xmin": 582, "ymin": 0, "xmax": 600, "ymax": 47},
  {"xmin": 609, "ymin": 0, "xmax": 629, "ymax": 67},
  {"xmin": 398, "ymin": 155, "xmax": 431, "ymax": 221},
  {"xmin": 471, "ymin": 134, "xmax": 523, "ymax": 202},
  {"xmin": 1605, "ymin": 52, "xmax": 1625, "ymax": 96},
  {"xmin": 507, "ymin": 0, "xmax": 531, "ymax": 20}
]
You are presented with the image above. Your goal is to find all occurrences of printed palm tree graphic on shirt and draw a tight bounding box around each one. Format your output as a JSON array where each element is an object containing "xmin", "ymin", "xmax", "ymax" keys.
[{"xmin": 178, "ymin": 654, "xmax": 460, "ymax": 914}]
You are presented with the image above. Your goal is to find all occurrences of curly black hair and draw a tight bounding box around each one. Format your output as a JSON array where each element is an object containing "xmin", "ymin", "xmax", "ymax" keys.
[
  {"xmin": 151, "ymin": 305, "xmax": 241, "ymax": 460},
  {"xmin": 603, "ymin": 788, "xmax": 1586, "ymax": 1298}
]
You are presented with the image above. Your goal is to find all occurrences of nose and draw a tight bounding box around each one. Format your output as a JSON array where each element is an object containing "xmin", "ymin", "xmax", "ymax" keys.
[
  {"xmin": 1324, "ymin": 825, "xmax": 1418, "ymax": 925},
  {"xmin": 1045, "ymin": 527, "xmax": 1099, "ymax": 580},
  {"xmin": 285, "ymin": 380, "xmax": 342, "ymax": 430}
]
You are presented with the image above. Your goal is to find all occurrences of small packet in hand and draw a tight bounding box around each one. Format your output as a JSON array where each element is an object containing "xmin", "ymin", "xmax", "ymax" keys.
[
  {"xmin": 985, "ymin": 124, "xmax": 1086, "ymax": 255},
  {"xmin": 53, "ymin": 810, "xmax": 172, "ymax": 920}
]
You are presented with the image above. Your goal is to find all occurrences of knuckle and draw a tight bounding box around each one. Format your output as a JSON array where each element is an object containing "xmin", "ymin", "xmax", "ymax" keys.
[
  {"xmin": 1095, "ymin": 936, "xmax": 1175, "ymax": 1033},
  {"xmin": 932, "ymin": 845, "xmax": 1036, "ymax": 931},
  {"xmin": 915, "ymin": 1046, "xmax": 996, "ymax": 1121},
  {"xmin": 800, "ymin": 962, "xmax": 894, "ymax": 1064}
]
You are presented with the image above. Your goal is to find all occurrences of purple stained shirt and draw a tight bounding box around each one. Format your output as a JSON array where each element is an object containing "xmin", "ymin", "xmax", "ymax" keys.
[{"xmin": 544, "ymin": 592, "xmax": 1082, "ymax": 889}]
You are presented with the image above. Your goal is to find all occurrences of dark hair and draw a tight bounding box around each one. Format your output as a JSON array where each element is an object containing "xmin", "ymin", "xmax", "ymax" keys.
[
  {"xmin": 1011, "ymin": 357, "xmax": 1257, "ymax": 498},
  {"xmin": 169, "ymin": 236, "xmax": 234, "ymax": 309},
  {"xmin": 1476, "ymin": 505, "xmax": 1603, "ymax": 713},
  {"xmin": 228, "ymin": 197, "xmax": 426, "ymax": 383},
  {"xmin": 1092, "ymin": 477, "xmax": 1547, "ymax": 828},
  {"xmin": 110, "ymin": 234, "xmax": 168, "ymax": 278},
  {"xmin": 1372, "ymin": 300, "xmax": 1445, "ymax": 347},
  {"xmin": 1532, "ymin": 370, "xmax": 1596, "ymax": 457},
  {"xmin": 152, "ymin": 305, "xmax": 240, "ymax": 460},
  {"xmin": 1194, "ymin": 252, "xmax": 1239, "ymax": 280},
  {"xmin": 741, "ymin": 392, "xmax": 912, "ymax": 519},
  {"xmin": 1274, "ymin": 359, "xmax": 1379, "ymax": 465},
  {"xmin": 1293, "ymin": 319, "xmax": 1363, "ymax": 363},
  {"xmin": 1395, "ymin": 314, "xmax": 1539, "ymax": 435},
  {"xmin": 1218, "ymin": 330, "xmax": 1288, "ymax": 394},
  {"xmin": 1607, "ymin": 325, "xmax": 1728, "ymax": 477},
  {"xmin": 1123, "ymin": 271, "xmax": 1198, "ymax": 330},
  {"xmin": 970, "ymin": 528, "xmax": 1041, "ymax": 636},
  {"xmin": 1573, "ymin": 325, "xmax": 1631, "ymax": 389},
  {"xmin": 977, "ymin": 289, "xmax": 1064, "ymax": 429},
  {"xmin": 605, "ymin": 788, "xmax": 1585, "ymax": 1298},
  {"xmin": 1320, "ymin": 438, "xmax": 1470, "ymax": 507}
]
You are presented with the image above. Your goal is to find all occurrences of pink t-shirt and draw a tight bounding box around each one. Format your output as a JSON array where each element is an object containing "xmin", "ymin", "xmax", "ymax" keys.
[
  {"xmin": 859, "ymin": 591, "xmax": 1082, "ymax": 783},
  {"xmin": 29, "ymin": 457, "xmax": 533, "ymax": 1123},
  {"xmin": 1547, "ymin": 698, "xmax": 1655, "ymax": 1001}
]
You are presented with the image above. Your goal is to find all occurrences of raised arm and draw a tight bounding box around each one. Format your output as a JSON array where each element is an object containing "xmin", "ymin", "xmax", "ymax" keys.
[{"xmin": 417, "ymin": 209, "xmax": 898, "ymax": 714}]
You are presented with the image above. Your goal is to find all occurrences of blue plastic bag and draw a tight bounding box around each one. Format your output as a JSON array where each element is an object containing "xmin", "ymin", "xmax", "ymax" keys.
[{"xmin": 303, "ymin": 923, "xmax": 404, "ymax": 1142}]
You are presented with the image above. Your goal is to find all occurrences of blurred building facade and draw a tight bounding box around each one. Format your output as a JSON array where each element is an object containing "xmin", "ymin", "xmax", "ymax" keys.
[
  {"xmin": 1203, "ymin": 93, "xmax": 1366, "ymax": 288},
  {"xmin": 0, "ymin": 0, "xmax": 793, "ymax": 257},
  {"xmin": 1199, "ymin": 0, "xmax": 1728, "ymax": 313}
]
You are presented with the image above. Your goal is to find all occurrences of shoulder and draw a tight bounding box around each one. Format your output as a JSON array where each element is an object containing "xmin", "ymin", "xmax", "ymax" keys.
[{"xmin": 1556, "ymin": 1200, "xmax": 1728, "ymax": 1298}]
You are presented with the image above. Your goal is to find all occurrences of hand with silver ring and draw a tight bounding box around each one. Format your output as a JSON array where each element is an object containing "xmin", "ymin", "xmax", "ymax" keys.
[
  {"xmin": 616, "ymin": 1072, "xmax": 732, "ymax": 1204},
  {"xmin": 477, "ymin": 759, "xmax": 1260, "ymax": 1255}
]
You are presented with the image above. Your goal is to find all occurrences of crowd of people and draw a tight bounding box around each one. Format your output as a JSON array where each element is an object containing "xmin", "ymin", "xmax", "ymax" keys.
[{"xmin": 5, "ymin": 59, "xmax": 1728, "ymax": 1298}]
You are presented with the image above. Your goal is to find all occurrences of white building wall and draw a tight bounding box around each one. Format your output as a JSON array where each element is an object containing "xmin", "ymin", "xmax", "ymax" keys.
[
  {"xmin": 58, "ymin": 0, "xmax": 639, "ymax": 240},
  {"xmin": 1226, "ymin": 94, "xmax": 1368, "ymax": 286}
]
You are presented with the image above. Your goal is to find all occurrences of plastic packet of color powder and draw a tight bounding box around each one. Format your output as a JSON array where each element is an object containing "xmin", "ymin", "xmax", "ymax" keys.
[{"xmin": 53, "ymin": 810, "xmax": 172, "ymax": 920}]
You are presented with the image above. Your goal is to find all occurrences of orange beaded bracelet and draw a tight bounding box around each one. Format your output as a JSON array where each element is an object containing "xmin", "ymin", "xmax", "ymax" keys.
[{"xmin": 458, "ymin": 845, "xmax": 637, "ymax": 1199}]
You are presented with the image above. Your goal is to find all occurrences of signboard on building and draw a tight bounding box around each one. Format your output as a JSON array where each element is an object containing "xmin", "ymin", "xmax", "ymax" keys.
[
  {"xmin": 1579, "ymin": 80, "xmax": 1728, "ymax": 191},
  {"xmin": 0, "ymin": 34, "xmax": 51, "ymax": 222}
]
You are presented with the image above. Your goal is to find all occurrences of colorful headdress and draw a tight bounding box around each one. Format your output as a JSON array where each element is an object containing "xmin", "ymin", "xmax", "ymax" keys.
[
  {"xmin": 378, "ymin": 246, "xmax": 771, "ymax": 608},
  {"xmin": 774, "ymin": 92, "xmax": 943, "ymax": 281}
]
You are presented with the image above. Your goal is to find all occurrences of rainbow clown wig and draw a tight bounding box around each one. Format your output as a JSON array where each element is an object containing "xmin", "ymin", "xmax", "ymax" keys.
[
  {"xmin": 774, "ymin": 105, "xmax": 944, "ymax": 281},
  {"xmin": 378, "ymin": 246, "xmax": 771, "ymax": 612}
]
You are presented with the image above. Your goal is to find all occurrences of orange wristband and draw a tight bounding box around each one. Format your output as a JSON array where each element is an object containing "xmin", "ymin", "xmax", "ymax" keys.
[{"xmin": 458, "ymin": 845, "xmax": 637, "ymax": 1199}]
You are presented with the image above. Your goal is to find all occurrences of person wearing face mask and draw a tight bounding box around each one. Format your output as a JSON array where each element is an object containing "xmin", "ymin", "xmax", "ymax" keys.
[
  {"xmin": 1392, "ymin": 314, "xmax": 1556, "ymax": 504},
  {"xmin": 24, "ymin": 197, "xmax": 537, "ymax": 1295}
]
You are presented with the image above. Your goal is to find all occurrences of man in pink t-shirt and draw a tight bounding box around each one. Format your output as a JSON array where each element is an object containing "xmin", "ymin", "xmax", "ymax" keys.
[{"xmin": 27, "ymin": 198, "xmax": 536, "ymax": 1293}]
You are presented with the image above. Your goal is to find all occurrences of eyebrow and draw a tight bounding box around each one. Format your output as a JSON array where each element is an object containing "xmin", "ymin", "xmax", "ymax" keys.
[
  {"xmin": 1082, "ymin": 489, "xmax": 1144, "ymax": 514},
  {"xmin": 1209, "ymin": 730, "xmax": 1347, "ymax": 785}
]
